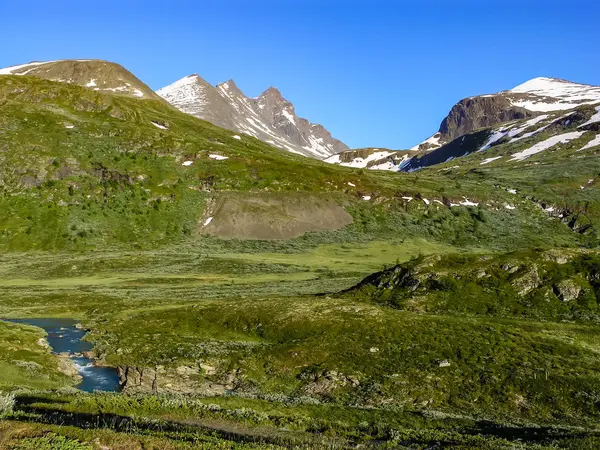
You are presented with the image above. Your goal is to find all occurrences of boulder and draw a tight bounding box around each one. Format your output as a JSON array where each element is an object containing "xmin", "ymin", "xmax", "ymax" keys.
[{"xmin": 553, "ymin": 279, "xmax": 582, "ymax": 302}]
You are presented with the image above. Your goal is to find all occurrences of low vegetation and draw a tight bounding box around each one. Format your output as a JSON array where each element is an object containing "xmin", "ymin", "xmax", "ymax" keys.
[{"xmin": 1, "ymin": 75, "xmax": 600, "ymax": 448}]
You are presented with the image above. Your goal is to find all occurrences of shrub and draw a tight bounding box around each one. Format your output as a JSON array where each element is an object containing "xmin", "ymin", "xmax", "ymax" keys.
[{"xmin": 0, "ymin": 392, "xmax": 15, "ymax": 416}]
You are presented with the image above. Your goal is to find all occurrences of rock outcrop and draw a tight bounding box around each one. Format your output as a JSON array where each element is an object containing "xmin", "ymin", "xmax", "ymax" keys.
[{"xmin": 439, "ymin": 96, "xmax": 533, "ymax": 143}]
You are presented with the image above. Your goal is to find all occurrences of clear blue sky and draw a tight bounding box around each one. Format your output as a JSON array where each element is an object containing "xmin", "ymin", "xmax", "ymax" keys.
[{"xmin": 1, "ymin": 0, "xmax": 599, "ymax": 149}]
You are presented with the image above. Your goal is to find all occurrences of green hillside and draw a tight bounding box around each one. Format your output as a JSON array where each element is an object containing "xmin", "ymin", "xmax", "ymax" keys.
[{"xmin": 1, "ymin": 71, "xmax": 600, "ymax": 449}]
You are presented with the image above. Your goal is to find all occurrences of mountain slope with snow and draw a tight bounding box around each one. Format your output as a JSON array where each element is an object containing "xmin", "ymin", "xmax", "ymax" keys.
[
  {"xmin": 411, "ymin": 77, "xmax": 600, "ymax": 152},
  {"xmin": 158, "ymin": 75, "xmax": 348, "ymax": 159},
  {"xmin": 0, "ymin": 59, "xmax": 161, "ymax": 100}
]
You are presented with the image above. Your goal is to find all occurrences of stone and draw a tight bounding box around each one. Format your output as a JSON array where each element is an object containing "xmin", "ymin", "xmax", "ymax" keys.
[{"xmin": 553, "ymin": 279, "xmax": 581, "ymax": 302}]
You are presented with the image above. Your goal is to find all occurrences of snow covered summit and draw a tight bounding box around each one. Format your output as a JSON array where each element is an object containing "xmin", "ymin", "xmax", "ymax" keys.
[{"xmin": 507, "ymin": 77, "xmax": 600, "ymax": 112}]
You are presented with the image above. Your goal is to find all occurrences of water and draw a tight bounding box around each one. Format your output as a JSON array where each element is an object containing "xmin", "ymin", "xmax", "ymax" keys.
[{"xmin": 3, "ymin": 318, "xmax": 120, "ymax": 392}]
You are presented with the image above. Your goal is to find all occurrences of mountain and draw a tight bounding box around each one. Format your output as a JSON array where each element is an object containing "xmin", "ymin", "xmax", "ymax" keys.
[
  {"xmin": 0, "ymin": 59, "xmax": 161, "ymax": 100},
  {"xmin": 157, "ymin": 74, "xmax": 348, "ymax": 159},
  {"xmin": 412, "ymin": 77, "xmax": 600, "ymax": 152},
  {"xmin": 325, "ymin": 77, "xmax": 600, "ymax": 173}
]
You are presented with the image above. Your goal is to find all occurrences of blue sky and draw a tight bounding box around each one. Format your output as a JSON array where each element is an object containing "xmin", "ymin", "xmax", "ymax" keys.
[{"xmin": 1, "ymin": 0, "xmax": 599, "ymax": 149}]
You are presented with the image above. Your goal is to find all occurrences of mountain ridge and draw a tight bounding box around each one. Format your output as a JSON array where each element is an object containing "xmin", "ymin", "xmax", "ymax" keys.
[
  {"xmin": 412, "ymin": 76, "xmax": 600, "ymax": 152},
  {"xmin": 0, "ymin": 59, "xmax": 162, "ymax": 101},
  {"xmin": 158, "ymin": 73, "xmax": 348, "ymax": 159},
  {"xmin": 326, "ymin": 76, "xmax": 600, "ymax": 172}
]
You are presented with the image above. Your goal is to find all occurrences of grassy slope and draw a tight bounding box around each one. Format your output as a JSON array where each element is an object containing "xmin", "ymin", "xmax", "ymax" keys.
[{"xmin": 1, "ymin": 75, "xmax": 600, "ymax": 447}]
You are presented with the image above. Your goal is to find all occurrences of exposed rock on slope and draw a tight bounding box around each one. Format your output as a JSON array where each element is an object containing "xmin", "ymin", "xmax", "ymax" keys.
[
  {"xmin": 199, "ymin": 194, "xmax": 353, "ymax": 240},
  {"xmin": 157, "ymin": 75, "xmax": 348, "ymax": 159},
  {"xmin": 0, "ymin": 59, "xmax": 161, "ymax": 100},
  {"xmin": 346, "ymin": 250, "xmax": 600, "ymax": 317},
  {"xmin": 438, "ymin": 97, "xmax": 533, "ymax": 143}
]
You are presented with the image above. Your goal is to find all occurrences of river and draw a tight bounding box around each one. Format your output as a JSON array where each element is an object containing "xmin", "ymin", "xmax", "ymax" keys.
[{"xmin": 4, "ymin": 318, "xmax": 120, "ymax": 392}]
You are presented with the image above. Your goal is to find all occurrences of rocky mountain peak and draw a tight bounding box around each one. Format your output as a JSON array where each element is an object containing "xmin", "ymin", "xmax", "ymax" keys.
[
  {"xmin": 259, "ymin": 86, "xmax": 283, "ymax": 99},
  {"xmin": 217, "ymin": 79, "xmax": 240, "ymax": 91},
  {"xmin": 158, "ymin": 75, "xmax": 348, "ymax": 159}
]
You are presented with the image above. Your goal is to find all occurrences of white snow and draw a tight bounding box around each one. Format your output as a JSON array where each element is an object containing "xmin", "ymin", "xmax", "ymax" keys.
[
  {"xmin": 411, "ymin": 133, "xmax": 442, "ymax": 151},
  {"xmin": 64, "ymin": 124, "xmax": 74, "ymax": 129},
  {"xmin": 362, "ymin": 196, "xmax": 371, "ymax": 201},
  {"xmin": 505, "ymin": 204, "xmax": 516, "ymax": 210},
  {"xmin": 510, "ymin": 131, "xmax": 584, "ymax": 161},
  {"xmin": 157, "ymin": 75, "xmax": 209, "ymax": 116},
  {"xmin": 327, "ymin": 150, "xmax": 395, "ymax": 169},
  {"xmin": 402, "ymin": 196, "xmax": 413, "ymax": 202},
  {"xmin": 151, "ymin": 121, "xmax": 168, "ymax": 130},
  {"xmin": 325, "ymin": 154, "xmax": 341, "ymax": 164},
  {"xmin": 479, "ymin": 130, "xmax": 507, "ymax": 150},
  {"xmin": 281, "ymin": 108, "xmax": 296, "ymax": 125},
  {"xmin": 580, "ymin": 106, "xmax": 600, "ymax": 127},
  {"xmin": 460, "ymin": 199, "xmax": 479, "ymax": 207},
  {"xmin": 579, "ymin": 134, "xmax": 600, "ymax": 151},
  {"xmin": 347, "ymin": 182, "xmax": 356, "ymax": 187},
  {"xmin": 507, "ymin": 189, "xmax": 517, "ymax": 194},
  {"xmin": 159, "ymin": 75, "xmax": 341, "ymax": 159},
  {"xmin": 509, "ymin": 77, "xmax": 600, "ymax": 112},
  {"xmin": 480, "ymin": 156, "xmax": 503, "ymax": 165},
  {"xmin": 132, "ymin": 89, "xmax": 144, "ymax": 98},
  {"xmin": 182, "ymin": 161, "xmax": 193, "ymax": 166},
  {"xmin": 203, "ymin": 217, "xmax": 213, "ymax": 227},
  {"xmin": 433, "ymin": 200, "xmax": 444, "ymax": 205},
  {"xmin": 232, "ymin": 135, "xmax": 242, "ymax": 140},
  {"xmin": 209, "ymin": 154, "xmax": 229, "ymax": 160},
  {"xmin": 480, "ymin": 115, "xmax": 551, "ymax": 151},
  {"xmin": 0, "ymin": 60, "xmax": 59, "ymax": 75},
  {"xmin": 85, "ymin": 79, "xmax": 97, "ymax": 87},
  {"xmin": 422, "ymin": 198, "xmax": 430, "ymax": 205}
]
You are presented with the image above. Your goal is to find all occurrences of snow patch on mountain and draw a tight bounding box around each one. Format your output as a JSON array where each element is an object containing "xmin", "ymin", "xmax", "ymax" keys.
[
  {"xmin": 480, "ymin": 156, "xmax": 503, "ymax": 165},
  {"xmin": 510, "ymin": 131, "xmax": 584, "ymax": 161},
  {"xmin": 411, "ymin": 133, "xmax": 442, "ymax": 151},
  {"xmin": 580, "ymin": 106, "xmax": 600, "ymax": 127},
  {"xmin": 579, "ymin": 135, "xmax": 600, "ymax": 151},
  {"xmin": 508, "ymin": 77, "xmax": 600, "ymax": 112}
]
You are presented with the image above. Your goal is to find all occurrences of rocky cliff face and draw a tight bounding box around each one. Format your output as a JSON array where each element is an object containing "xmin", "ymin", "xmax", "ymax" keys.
[
  {"xmin": 438, "ymin": 97, "xmax": 533, "ymax": 142},
  {"xmin": 158, "ymin": 76, "xmax": 348, "ymax": 159},
  {"xmin": 117, "ymin": 364, "xmax": 237, "ymax": 395},
  {"xmin": 0, "ymin": 59, "xmax": 161, "ymax": 100}
]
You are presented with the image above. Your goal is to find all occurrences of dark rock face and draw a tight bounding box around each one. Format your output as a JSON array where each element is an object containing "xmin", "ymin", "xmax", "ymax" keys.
[{"xmin": 439, "ymin": 96, "xmax": 534, "ymax": 142}]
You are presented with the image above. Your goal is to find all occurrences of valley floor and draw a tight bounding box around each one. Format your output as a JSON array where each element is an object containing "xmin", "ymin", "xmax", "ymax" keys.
[{"xmin": 1, "ymin": 239, "xmax": 600, "ymax": 449}]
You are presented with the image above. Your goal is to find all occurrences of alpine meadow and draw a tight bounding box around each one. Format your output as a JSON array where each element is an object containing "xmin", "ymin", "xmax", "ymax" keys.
[{"xmin": 1, "ymin": 4, "xmax": 600, "ymax": 449}]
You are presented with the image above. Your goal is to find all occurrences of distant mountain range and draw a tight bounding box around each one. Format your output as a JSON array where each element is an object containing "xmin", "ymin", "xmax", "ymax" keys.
[
  {"xmin": 0, "ymin": 59, "xmax": 348, "ymax": 160},
  {"xmin": 327, "ymin": 77, "xmax": 600, "ymax": 171},
  {"xmin": 2, "ymin": 60, "xmax": 598, "ymax": 170}
]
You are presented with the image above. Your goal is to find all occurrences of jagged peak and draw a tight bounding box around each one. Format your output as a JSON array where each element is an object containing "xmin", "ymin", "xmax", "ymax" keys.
[
  {"xmin": 217, "ymin": 79, "xmax": 239, "ymax": 90},
  {"xmin": 259, "ymin": 86, "xmax": 283, "ymax": 98}
]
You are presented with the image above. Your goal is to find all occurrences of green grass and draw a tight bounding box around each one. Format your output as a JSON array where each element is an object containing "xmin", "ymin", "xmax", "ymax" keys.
[
  {"xmin": 0, "ymin": 322, "xmax": 73, "ymax": 391},
  {"xmin": 1, "ymin": 75, "xmax": 600, "ymax": 448}
]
